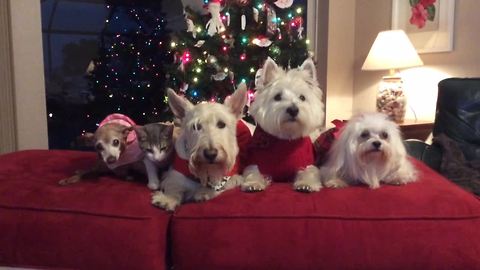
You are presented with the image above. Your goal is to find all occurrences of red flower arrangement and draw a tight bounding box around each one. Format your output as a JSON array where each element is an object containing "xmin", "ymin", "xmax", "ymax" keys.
[{"xmin": 409, "ymin": 0, "xmax": 436, "ymax": 29}]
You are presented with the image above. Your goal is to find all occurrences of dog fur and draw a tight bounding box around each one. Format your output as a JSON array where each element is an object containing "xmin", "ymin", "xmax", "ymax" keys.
[
  {"xmin": 322, "ymin": 112, "xmax": 417, "ymax": 189},
  {"xmin": 151, "ymin": 84, "xmax": 248, "ymax": 211},
  {"xmin": 241, "ymin": 57, "xmax": 325, "ymax": 193},
  {"xmin": 58, "ymin": 121, "xmax": 144, "ymax": 185}
]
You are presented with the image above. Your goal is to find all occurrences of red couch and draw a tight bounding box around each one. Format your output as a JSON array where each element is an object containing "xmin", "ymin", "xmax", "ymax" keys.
[{"xmin": 1, "ymin": 150, "xmax": 480, "ymax": 269}]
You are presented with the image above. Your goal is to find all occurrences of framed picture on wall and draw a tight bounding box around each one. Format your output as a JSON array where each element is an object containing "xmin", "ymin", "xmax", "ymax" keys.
[{"xmin": 392, "ymin": 0, "xmax": 455, "ymax": 53}]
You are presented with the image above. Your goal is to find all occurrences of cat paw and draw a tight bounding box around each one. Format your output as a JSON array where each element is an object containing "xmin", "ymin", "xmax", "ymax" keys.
[
  {"xmin": 151, "ymin": 191, "xmax": 179, "ymax": 211},
  {"xmin": 147, "ymin": 181, "xmax": 160, "ymax": 190}
]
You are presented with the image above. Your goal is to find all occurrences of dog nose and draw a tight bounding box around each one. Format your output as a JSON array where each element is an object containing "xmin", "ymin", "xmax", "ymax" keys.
[
  {"xmin": 372, "ymin": 141, "xmax": 382, "ymax": 149},
  {"xmin": 203, "ymin": 148, "xmax": 218, "ymax": 162},
  {"xmin": 106, "ymin": 156, "xmax": 117, "ymax": 164},
  {"xmin": 286, "ymin": 105, "xmax": 299, "ymax": 117}
]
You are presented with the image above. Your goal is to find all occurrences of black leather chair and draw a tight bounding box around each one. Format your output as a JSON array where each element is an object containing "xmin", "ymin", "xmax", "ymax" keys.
[{"xmin": 405, "ymin": 78, "xmax": 480, "ymax": 171}]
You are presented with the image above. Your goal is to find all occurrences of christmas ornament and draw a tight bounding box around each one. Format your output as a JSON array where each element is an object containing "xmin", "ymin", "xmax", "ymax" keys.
[
  {"xmin": 181, "ymin": 0, "xmax": 209, "ymax": 15},
  {"xmin": 255, "ymin": 68, "xmax": 264, "ymax": 88},
  {"xmin": 235, "ymin": 0, "xmax": 250, "ymax": 6},
  {"xmin": 265, "ymin": 4, "xmax": 278, "ymax": 36},
  {"xmin": 180, "ymin": 83, "xmax": 189, "ymax": 93},
  {"xmin": 288, "ymin": 17, "xmax": 304, "ymax": 39},
  {"xmin": 241, "ymin": 14, "xmax": 246, "ymax": 30},
  {"xmin": 194, "ymin": 40, "xmax": 206, "ymax": 47},
  {"xmin": 206, "ymin": 1, "xmax": 226, "ymax": 36},
  {"xmin": 269, "ymin": 45, "xmax": 281, "ymax": 56},
  {"xmin": 212, "ymin": 72, "xmax": 228, "ymax": 81},
  {"xmin": 207, "ymin": 55, "xmax": 218, "ymax": 64},
  {"xmin": 252, "ymin": 36, "xmax": 272, "ymax": 47},
  {"xmin": 185, "ymin": 17, "xmax": 197, "ymax": 38},
  {"xmin": 274, "ymin": 0, "xmax": 294, "ymax": 9},
  {"xmin": 253, "ymin": 7, "xmax": 259, "ymax": 22}
]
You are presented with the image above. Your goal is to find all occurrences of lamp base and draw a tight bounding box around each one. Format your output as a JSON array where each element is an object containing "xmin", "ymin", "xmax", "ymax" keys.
[{"xmin": 377, "ymin": 75, "xmax": 406, "ymax": 124}]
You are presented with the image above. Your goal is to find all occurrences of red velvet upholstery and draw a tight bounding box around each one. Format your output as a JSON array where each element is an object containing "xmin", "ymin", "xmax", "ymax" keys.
[
  {"xmin": 0, "ymin": 150, "xmax": 170, "ymax": 270},
  {"xmin": 172, "ymin": 159, "xmax": 480, "ymax": 270},
  {"xmin": 2, "ymin": 151, "xmax": 480, "ymax": 270}
]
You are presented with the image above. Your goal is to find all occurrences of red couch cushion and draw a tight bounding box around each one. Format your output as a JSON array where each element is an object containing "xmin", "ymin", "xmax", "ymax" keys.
[
  {"xmin": 0, "ymin": 150, "xmax": 170, "ymax": 270},
  {"xmin": 172, "ymin": 159, "xmax": 480, "ymax": 270}
]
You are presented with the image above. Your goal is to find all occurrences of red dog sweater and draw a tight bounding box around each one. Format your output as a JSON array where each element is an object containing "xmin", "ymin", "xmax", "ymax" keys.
[{"xmin": 245, "ymin": 125, "xmax": 315, "ymax": 182}]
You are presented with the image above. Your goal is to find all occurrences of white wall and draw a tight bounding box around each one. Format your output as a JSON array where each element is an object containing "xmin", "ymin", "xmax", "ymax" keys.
[
  {"xmin": 352, "ymin": 0, "xmax": 480, "ymax": 122},
  {"xmin": 9, "ymin": 0, "xmax": 48, "ymax": 150},
  {"xmin": 325, "ymin": 0, "xmax": 355, "ymax": 127}
]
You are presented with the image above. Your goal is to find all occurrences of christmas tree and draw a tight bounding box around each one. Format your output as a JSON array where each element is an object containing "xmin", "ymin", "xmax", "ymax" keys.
[
  {"xmin": 83, "ymin": 1, "xmax": 171, "ymax": 136},
  {"xmin": 166, "ymin": 0, "xmax": 310, "ymax": 106}
]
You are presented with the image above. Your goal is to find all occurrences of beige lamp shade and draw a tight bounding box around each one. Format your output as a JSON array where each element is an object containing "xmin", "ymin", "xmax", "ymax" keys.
[{"xmin": 362, "ymin": 30, "xmax": 423, "ymax": 71}]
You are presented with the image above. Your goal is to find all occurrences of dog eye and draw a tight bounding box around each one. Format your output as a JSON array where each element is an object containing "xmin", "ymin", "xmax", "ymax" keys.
[
  {"xmin": 380, "ymin": 131, "xmax": 389, "ymax": 139},
  {"xmin": 360, "ymin": 130, "xmax": 370, "ymax": 139},
  {"xmin": 274, "ymin": 93, "xmax": 282, "ymax": 101},
  {"xmin": 217, "ymin": 120, "xmax": 226, "ymax": 129},
  {"xmin": 112, "ymin": 139, "xmax": 120, "ymax": 147},
  {"xmin": 95, "ymin": 144, "xmax": 104, "ymax": 151},
  {"xmin": 299, "ymin": 95, "xmax": 306, "ymax": 101}
]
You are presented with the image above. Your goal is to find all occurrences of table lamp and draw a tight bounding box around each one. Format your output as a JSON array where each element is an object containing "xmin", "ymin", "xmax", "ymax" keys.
[{"xmin": 362, "ymin": 30, "xmax": 423, "ymax": 123}]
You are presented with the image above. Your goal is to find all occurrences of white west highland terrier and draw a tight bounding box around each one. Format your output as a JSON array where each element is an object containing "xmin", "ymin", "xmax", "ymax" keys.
[
  {"xmin": 151, "ymin": 84, "xmax": 248, "ymax": 211},
  {"xmin": 242, "ymin": 57, "xmax": 325, "ymax": 192},
  {"xmin": 322, "ymin": 112, "xmax": 417, "ymax": 189}
]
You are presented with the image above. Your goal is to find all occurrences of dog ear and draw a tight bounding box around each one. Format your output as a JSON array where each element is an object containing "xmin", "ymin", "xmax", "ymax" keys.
[
  {"xmin": 133, "ymin": 125, "xmax": 147, "ymax": 141},
  {"xmin": 225, "ymin": 83, "xmax": 248, "ymax": 118},
  {"xmin": 122, "ymin": 126, "xmax": 134, "ymax": 140},
  {"xmin": 299, "ymin": 58, "xmax": 317, "ymax": 82},
  {"xmin": 261, "ymin": 57, "xmax": 279, "ymax": 87},
  {"xmin": 167, "ymin": 88, "xmax": 194, "ymax": 119}
]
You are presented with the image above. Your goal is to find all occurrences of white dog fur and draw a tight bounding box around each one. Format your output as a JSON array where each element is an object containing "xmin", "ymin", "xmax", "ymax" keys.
[
  {"xmin": 322, "ymin": 112, "xmax": 417, "ymax": 189},
  {"xmin": 151, "ymin": 84, "xmax": 247, "ymax": 211},
  {"xmin": 241, "ymin": 57, "xmax": 325, "ymax": 192}
]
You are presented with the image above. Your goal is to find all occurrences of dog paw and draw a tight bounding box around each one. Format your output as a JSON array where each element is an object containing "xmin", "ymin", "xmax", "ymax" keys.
[
  {"xmin": 293, "ymin": 168, "xmax": 322, "ymax": 193},
  {"xmin": 58, "ymin": 176, "xmax": 80, "ymax": 186},
  {"xmin": 241, "ymin": 183, "xmax": 265, "ymax": 192},
  {"xmin": 295, "ymin": 184, "xmax": 313, "ymax": 193},
  {"xmin": 324, "ymin": 178, "xmax": 348, "ymax": 189},
  {"xmin": 193, "ymin": 188, "xmax": 217, "ymax": 202},
  {"xmin": 241, "ymin": 172, "xmax": 269, "ymax": 192},
  {"xmin": 368, "ymin": 182, "xmax": 381, "ymax": 189},
  {"xmin": 151, "ymin": 192, "xmax": 179, "ymax": 211}
]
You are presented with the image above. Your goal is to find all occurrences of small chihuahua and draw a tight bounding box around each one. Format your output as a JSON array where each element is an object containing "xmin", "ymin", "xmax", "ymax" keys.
[{"xmin": 59, "ymin": 114, "xmax": 145, "ymax": 186}]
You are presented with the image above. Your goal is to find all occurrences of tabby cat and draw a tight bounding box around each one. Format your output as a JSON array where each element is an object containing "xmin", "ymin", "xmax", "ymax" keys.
[{"xmin": 134, "ymin": 122, "xmax": 174, "ymax": 190}]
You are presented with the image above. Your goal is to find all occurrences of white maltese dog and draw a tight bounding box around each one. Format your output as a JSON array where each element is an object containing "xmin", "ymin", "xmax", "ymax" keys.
[
  {"xmin": 322, "ymin": 112, "xmax": 417, "ymax": 189},
  {"xmin": 241, "ymin": 57, "xmax": 325, "ymax": 193},
  {"xmin": 151, "ymin": 84, "xmax": 248, "ymax": 211}
]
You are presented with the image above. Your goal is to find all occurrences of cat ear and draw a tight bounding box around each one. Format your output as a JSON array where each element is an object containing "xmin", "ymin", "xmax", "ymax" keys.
[
  {"xmin": 299, "ymin": 58, "xmax": 317, "ymax": 82},
  {"xmin": 133, "ymin": 125, "xmax": 147, "ymax": 141},
  {"xmin": 164, "ymin": 123, "xmax": 174, "ymax": 135},
  {"xmin": 225, "ymin": 82, "xmax": 247, "ymax": 118},
  {"xmin": 261, "ymin": 57, "xmax": 280, "ymax": 87},
  {"xmin": 167, "ymin": 88, "xmax": 194, "ymax": 119}
]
